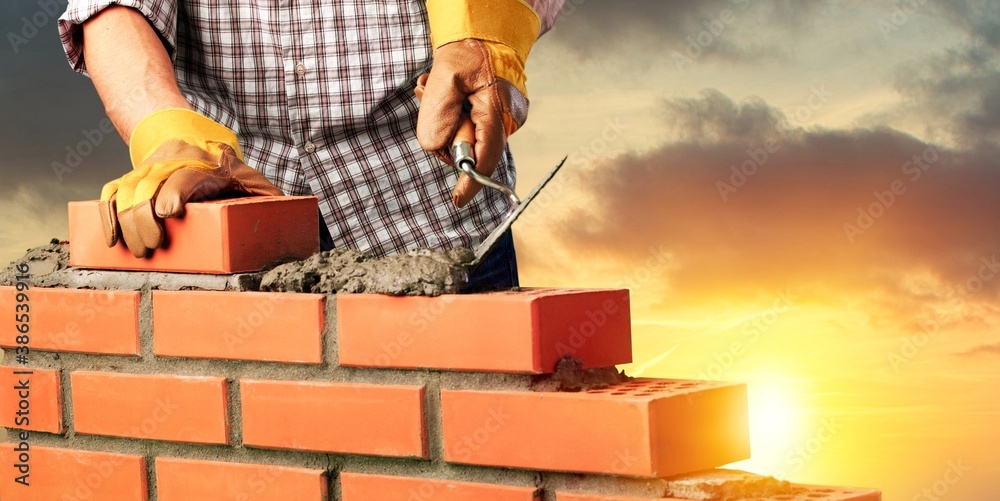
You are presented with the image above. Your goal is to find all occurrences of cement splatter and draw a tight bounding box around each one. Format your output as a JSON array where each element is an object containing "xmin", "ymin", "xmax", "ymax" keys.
[
  {"xmin": 664, "ymin": 469, "xmax": 803, "ymax": 500},
  {"xmin": 0, "ymin": 238, "xmax": 71, "ymax": 284},
  {"xmin": 531, "ymin": 356, "xmax": 630, "ymax": 392}
]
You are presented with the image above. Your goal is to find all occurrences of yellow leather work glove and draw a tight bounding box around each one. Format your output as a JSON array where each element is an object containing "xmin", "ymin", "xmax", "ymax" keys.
[
  {"xmin": 415, "ymin": 0, "xmax": 541, "ymax": 208},
  {"xmin": 100, "ymin": 108, "xmax": 284, "ymax": 258}
]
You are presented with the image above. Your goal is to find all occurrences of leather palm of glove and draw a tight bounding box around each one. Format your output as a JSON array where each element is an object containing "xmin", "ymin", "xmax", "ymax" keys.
[
  {"xmin": 415, "ymin": 0, "xmax": 541, "ymax": 208},
  {"xmin": 100, "ymin": 108, "xmax": 284, "ymax": 258}
]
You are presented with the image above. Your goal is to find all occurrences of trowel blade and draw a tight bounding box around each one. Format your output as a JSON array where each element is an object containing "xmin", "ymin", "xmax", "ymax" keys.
[{"xmin": 469, "ymin": 156, "xmax": 567, "ymax": 271}]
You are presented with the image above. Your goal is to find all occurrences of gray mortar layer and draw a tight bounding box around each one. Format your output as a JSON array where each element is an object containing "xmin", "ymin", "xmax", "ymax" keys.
[{"xmin": 1, "ymin": 240, "xmax": 473, "ymax": 296}]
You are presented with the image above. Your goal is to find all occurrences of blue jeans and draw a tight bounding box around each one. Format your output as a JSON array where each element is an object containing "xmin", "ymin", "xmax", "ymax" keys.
[
  {"xmin": 319, "ymin": 219, "xmax": 519, "ymax": 291},
  {"xmin": 462, "ymin": 229, "xmax": 519, "ymax": 291}
]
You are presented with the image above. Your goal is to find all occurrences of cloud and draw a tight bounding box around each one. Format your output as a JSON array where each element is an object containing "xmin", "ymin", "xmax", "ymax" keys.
[
  {"xmin": 931, "ymin": 0, "xmax": 1000, "ymax": 48},
  {"xmin": 888, "ymin": 46, "xmax": 1000, "ymax": 148},
  {"xmin": 548, "ymin": 0, "xmax": 832, "ymax": 66},
  {"xmin": 958, "ymin": 342, "xmax": 1000, "ymax": 357},
  {"xmin": 663, "ymin": 89, "xmax": 786, "ymax": 143},
  {"xmin": 859, "ymin": 1, "xmax": 1000, "ymax": 148},
  {"xmin": 526, "ymin": 91, "xmax": 1000, "ymax": 319}
]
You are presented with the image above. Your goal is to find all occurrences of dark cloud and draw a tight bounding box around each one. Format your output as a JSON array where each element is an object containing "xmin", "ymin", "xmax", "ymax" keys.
[
  {"xmin": 870, "ymin": 1, "xmax": 1000, "ymax": 148},
  {"xmin": 663, "ymin": 89, "xmax": 786, "ymax": 143},
  {"xmin": 548, "ymin": 0, "xmax": 998, "ymax": 67},
  {"xmin": 932, "ymin": 0, "xmax": 1000, "ymax": 48},
  {"xmin": 891, "ymin": 46, "xmax": 1000, "ymax": 148},
  {"xmin": 548, "ymin": 0, "xmax": 833, "ymax": 66},
  {"xmin": 529, "ymin": 91, "xmax": 1000, "ymax": 314}
]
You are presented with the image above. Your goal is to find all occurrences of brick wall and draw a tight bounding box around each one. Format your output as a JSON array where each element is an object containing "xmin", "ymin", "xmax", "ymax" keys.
[{"xmin": 0, "ymin": 197, "xmax": 880, "ymax": 500}]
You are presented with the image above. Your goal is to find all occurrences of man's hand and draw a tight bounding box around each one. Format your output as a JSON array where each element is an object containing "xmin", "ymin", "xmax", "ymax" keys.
[
  {"xmin": 415, "ymin": 0, "xmax": 543, "ymax": 208},
  {"xmin": 100, "ymin": 108, "xmax": 284, "ymax": 258},
  {"xmin": 80, "ymin": 8, "xmax": 280, "ymax": 258}
]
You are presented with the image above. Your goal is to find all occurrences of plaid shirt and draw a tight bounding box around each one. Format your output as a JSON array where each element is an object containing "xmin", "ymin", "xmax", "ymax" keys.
[{"xmin": 58, "ymin": 0, "xmax": 515, "ymax": 258}]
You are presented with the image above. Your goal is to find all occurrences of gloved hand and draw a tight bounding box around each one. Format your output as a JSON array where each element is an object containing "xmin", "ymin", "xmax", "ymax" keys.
[
  {"xmin": 415, "ymin": 0, "xmax": 542, "ymax": 208},
  {"xmin": 100, "ymin": 108, "xmax": 284, "ymax": 258}
]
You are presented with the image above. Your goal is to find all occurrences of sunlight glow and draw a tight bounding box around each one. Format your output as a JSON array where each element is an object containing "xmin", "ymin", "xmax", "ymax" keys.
[{"xmin": 728, "ymin": 374, "xmax": 806, "ymax": 478}]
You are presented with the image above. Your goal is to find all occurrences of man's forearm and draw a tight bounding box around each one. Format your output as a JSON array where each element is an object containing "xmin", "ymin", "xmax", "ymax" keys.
[
  {"xmin": 82, "ymin": 5, "xmax": 190, "ymax": 144},
  {"xmin": 524, "ymin": 0, "xmax": 565, "ymax": 34}
]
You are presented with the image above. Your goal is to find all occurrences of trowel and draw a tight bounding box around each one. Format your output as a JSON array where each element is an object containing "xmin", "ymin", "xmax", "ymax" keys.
[{"xmin": 449, "ymin": 117, "xmax": 566, "ymax": 272}]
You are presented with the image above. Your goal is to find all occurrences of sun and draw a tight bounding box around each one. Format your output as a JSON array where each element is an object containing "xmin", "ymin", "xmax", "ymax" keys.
[{"xmin": 727, "ymin": 373, "xmax": 806, "ymax": 478}]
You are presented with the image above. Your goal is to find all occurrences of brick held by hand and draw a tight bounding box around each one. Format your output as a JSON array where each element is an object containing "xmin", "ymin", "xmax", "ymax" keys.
[{"xmin": 68, "ymin": 196, "xmax": 319, "ymax": 274}]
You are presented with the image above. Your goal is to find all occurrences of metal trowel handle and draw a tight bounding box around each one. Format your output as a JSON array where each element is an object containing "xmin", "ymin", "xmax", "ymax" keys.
[{"xmin": 450, "ymin": 117, "xmax": 520, "ymax": 208}]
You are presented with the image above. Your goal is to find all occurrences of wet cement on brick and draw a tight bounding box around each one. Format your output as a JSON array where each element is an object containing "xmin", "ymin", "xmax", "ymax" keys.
[
  {"xmin": 663, "ymin": 469, "xmax": 804, "ymax": 499},
  {"xmin": 259, "ymin": 247, "xmax": 473, "ymax": 296},
  {"xmin": 1, "ymin": 240, "xmax": 473, "ymax": 296},
  {"xmin": 531, "ymin": 356, "xmax": 630, "ymax": 392}
]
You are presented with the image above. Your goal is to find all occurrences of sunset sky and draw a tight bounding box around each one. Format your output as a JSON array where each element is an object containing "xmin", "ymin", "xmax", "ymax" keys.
[{"xmin": 2, "ymin": 1, "xmax": 1000, "ymax": 499}]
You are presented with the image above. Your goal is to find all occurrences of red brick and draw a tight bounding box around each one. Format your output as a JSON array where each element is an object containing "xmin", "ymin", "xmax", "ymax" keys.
[
  {"xmin": 0, "ymin": 366, "xmax": 63, "ymax": 433},
  {"xmin": 68, "ymin": 196, "xmax": 319, "ymax": 274},
  {"xmin": 240, "ymin": 379, "xmax": 426, "ymax": 457},
  {"xmin": 0, "ymin": 286, "xmax": 140, "ymax": 355},
  {"xmin": 156, "ymin": 457, "xmax": 327, "ymax": 501},
  {"xmin": 337, "ymin": 288, "xmax": 631, "ymax": 373},
  {"xmin": 71, "ymin": 371, "xmax": 229, "ymax": 444},
  {"xmin": 153, "ymin": 290, "xmax": 325, "ymax": 363},
  {"xmin": 441, "ymin": 378, "xmax": 749, "ymax": 477},
  {"xmin": 340, "ymin": 472, "xmax": 539, "ymax": 501},
  {"xmin": 0, "ymin": 444, "xmax": 147, "ymax": 500}
]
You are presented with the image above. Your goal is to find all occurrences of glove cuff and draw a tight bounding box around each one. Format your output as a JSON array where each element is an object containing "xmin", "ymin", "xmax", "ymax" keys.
[
  {"xmin": 426, "ymin": 0, "xmax": 541, "ymax": 59},
  {"xmin": 129, "ymin": 108, "xmax": 244, "ymax": 166}
]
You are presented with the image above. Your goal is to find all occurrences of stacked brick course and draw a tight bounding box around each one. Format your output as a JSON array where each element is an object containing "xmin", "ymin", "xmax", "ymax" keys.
[{"xmin": 0, "ymin": 197, "xmax": 879, "ymax": 500}]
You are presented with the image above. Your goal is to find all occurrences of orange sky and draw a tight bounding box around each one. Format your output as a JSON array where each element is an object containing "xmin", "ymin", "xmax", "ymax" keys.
[{"xmin": 3, "ymin": 2, "xmax": 1000, "ymax": 499}]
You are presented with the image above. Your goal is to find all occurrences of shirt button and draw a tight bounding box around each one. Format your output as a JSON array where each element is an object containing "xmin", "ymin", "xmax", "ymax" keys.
[
  {"xmin": 304, "ymin": 141, "xmax": 316, "ymax": 153},
  {"xmin": 294, "ymin": 63, "xmax": 307, "ymax": 76}
]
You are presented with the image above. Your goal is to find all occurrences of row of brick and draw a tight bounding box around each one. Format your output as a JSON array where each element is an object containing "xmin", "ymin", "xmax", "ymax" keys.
[
  {"xmin": 68, "ymin": 197, "xmax": 321, "ymax": 274},
  {"xmin": 0, "ymin": 445, "xmax": 881, "ymax": 501},
  {"xmin": 0, "ymin": 368, "xmax": 748, "ymax": 477},
  {"xmin": 0, "ymin": 286, "xmax": 631, "ymax": 373}
]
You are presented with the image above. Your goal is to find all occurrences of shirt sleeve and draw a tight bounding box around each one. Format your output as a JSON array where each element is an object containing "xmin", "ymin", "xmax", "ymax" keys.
[{"xmin": 58, "ymin": 0, "xmax": 178, "ymax": 74}]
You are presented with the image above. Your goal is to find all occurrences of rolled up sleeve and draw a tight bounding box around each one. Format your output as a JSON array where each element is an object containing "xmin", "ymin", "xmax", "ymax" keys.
[{"xmin": 58, "ymin": 0, "xmax": 178, "ymax": 74}]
